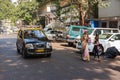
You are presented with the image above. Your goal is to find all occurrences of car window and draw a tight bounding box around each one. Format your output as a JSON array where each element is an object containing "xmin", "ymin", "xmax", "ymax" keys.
[
  {"xmin": 45, "ymin": 30, "xmax": 50, "ymax": 34},
  {"xmin": 99, "ymin": 34, "xmax": 112, "ymax": 39},
  {"xmin": 103, "ymin": 29, "xmax": 111, "ymax": 33},
  {"xmin": 111, "ymin": 34, "xmax": 120, "ymax": 40},
  {"xmin": 33, "ymin": 30, "xmax": 45, "ymax": 38},
  {"xmin": 57, "ymin": 31, "xmax": 62, "ymax": 34},
  {"xmin": 94, "ymin": 29, "xmax": 101, "ymax": 35},
  {"xmin": 80, "ymin": 28, "xmax": 89, "ymax": 35},
  {"xmin": 112, "ymin": 30, "xmax": 119, "ymax": 33},
  {"xmin": 24, "ymin": 30, "xmax": 46, "ymax": 39},
  {"xmin": 72, "ymin": 27, "xmax": 80, "ymax": 32},
  {"xmin": 87, "ymin": 29, "xmax": 94, "ymax": 35},
  {"xmin": 51, "ymin": 31, "xmax": 57, "ymax": 34}
]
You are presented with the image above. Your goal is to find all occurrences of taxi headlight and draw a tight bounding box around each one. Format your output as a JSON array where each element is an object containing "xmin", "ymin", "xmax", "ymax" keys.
[
  {"xmin": 25, "ymin": 44, "xmax": 34, "ymax": 49},
  {"xmin": 46, "ymin": 42, "xmax": 52, "ymax": 48}
]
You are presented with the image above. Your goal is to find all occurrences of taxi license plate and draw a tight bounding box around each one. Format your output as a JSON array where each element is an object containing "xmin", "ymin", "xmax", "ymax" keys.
[{"xmin": 35, "ymin": 49, "xmax": 44, "ymax": 53}]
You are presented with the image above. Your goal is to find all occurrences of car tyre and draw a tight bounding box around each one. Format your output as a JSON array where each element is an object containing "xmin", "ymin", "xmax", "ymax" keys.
[
  {"xmin": 68, "ymin": 42, "xmax": 73, "ymax": 46},
  {"xmin": 46, "ymin": 53, "xmax": 51, "ymax": 57}
]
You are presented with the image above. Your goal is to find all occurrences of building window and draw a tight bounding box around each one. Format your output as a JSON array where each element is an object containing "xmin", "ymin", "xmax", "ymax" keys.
[
  {"xmin": 101, "ymin": 22, "xmax": 107, "ymax": 28},
  {"xmin": 109, "ymin": 21, "xmax": 118, "ymax": 28}
]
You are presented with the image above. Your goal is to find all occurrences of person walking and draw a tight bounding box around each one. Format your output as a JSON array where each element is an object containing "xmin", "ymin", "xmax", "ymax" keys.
[{"xmin": 81, "ymin": 31, "xmax": 90, "ymax": 61}]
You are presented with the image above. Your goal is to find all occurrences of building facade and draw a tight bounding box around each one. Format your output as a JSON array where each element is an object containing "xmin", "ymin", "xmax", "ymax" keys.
[
  {"xmin": 39, "ymin": 0, "xmax": 120, "ymax": 29},
  {"xmin": 98, "ymin": 0, "xmax": 120, "ymax": 28}
]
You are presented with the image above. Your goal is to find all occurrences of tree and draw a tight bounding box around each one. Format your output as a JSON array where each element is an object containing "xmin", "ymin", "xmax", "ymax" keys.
[
  {"xmin": 0, "ymin": 0, "xmax": 14, "ymax": 20},
  {"xmin": 14, "ymin": 0, "xmax": 38, "ymax": 25},
  {"xmin": 71, "ymin": 0, "xmax": 111, "ymax": 26},
  {"xmin": 36, "ymin": 0, "xmax": 111, "ymax": 26}
]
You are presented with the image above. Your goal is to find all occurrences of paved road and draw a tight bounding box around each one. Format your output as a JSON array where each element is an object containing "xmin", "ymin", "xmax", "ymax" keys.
[{"xmin": 0, "ymin": 34, "xmax": 120, "ymax": 80}]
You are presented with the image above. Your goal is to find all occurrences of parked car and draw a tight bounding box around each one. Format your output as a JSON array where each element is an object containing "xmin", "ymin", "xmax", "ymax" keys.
[
  {"xmin": 45, "ymin": 30, "xmax": 64, "ymax": 41},
  {"xmin": 16, "ymin": 27, "xmax": 52, "ymax": 58},
  {"xmin": 97, "ymin": 33, "xmax": 120, "ymax": 52},
  {"xmin": 77, "ymin": 33, "xmax": 120, "ymax": 53},
  {"xmin": 88, "ymin": 28, "xmax": 120, "ymax": 43},
  {"xmin": 45, "ymin": 30, "xmax": 58, "ymax": 41},
  {"xmin": 76, "ymin": 28, "xmax": 120, "ymax": 49},
  {"xmin": 65, "ymin": 25, "xmax": 90, "ymax": 46}
]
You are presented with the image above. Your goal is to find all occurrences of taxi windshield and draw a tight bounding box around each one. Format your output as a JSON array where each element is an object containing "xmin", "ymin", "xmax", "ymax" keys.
[{"xmin": 24, "ymin": 30, "xmax": 46, "ymax": 39}]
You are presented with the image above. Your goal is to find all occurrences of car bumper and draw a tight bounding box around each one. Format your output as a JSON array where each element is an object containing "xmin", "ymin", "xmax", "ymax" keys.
[
  {"xmin": 76, "ymin": 41, "xmax": 82, "ymax": 49},
  {"xmin": 26, "ymin": 48, "xmax": 52, "ymax": 55},
  {"xmin": 67, "ymin": 39, "xmax": 75, "ymax": 43}
]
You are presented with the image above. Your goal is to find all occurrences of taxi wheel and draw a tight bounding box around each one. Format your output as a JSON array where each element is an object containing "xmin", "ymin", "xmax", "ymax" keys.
[
  {"xmin": 46, "ymin": 53, "xmax": 51, "ymax": 57},
  {"xmin": 22, "ymin": 49, "xmax": 28, "ymax": 58},
  {"xmin": 68, "ymin": 42, "xmax": 73, "ymax": 46}
]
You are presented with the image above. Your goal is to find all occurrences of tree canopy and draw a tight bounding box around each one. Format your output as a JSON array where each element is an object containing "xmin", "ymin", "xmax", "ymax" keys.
[
  {"xmin": 13, "ymin": 0, "xmax": 39, "ymax": 25},
  {"xmin": 0, "ymin": 0, "xmax": 111, "ymax": 26},
  {"xmin": 0, "ymin": 0, "xmax": 14, "ymax": 20},
  {"xmin": 0, "ymin": 0, "xmax": 39, "ymax": 25},
  {"xmin": 37, "ymin": 0, "xmax": 111, "ymax": 26}
]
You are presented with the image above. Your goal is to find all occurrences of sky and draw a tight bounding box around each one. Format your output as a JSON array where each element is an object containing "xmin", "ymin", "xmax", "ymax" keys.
[{"xmin": 11, "ymin": 0, "xmax": 17, "ymax": 2}]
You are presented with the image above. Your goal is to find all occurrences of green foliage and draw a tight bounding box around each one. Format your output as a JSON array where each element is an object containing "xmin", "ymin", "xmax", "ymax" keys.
[
  {"xmin": 53, "ymin": 0, "xmax": 61, "ymax": 17},
  {"xmin": 37, "ymin": 0, "xmax": 50, "ymax": 7},
  {"xmin": 0, "ymin": 0, "xmax": 39, "ymax": 25},
  {"xmin": 0, "ymin": 0, "xmax": 14, "ymax": 20},
  {"xmin": 14, "ymin": 0, "xmax": 38, "ymax": 25}
]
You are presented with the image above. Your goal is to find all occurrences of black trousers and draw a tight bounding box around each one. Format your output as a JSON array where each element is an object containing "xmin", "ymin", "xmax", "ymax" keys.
[{"xmin": 93, "ymin": 45, "xmax": 100, "ymax": 59}]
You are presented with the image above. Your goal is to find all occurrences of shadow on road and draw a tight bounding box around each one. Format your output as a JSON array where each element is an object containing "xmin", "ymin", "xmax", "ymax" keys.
[{"xmin": 0, "ymin": 36, "xmax": 120, "ymax": 80}]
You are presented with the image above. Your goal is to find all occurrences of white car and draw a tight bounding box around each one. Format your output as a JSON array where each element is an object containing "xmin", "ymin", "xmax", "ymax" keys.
[
  {"xmin": 76, "ymin": 28, "xmax": 120, "ymax": 48},
  {"xmin": 98, "ymin": 33, "xmax": 120, "ymax": 52},
  {"xmin": 77, "ymin": 33, "xmax": 120, "ymax": 53},
  {"xmin": 45, "ymin": 30, "xmax": 57, "ymax": 41}
]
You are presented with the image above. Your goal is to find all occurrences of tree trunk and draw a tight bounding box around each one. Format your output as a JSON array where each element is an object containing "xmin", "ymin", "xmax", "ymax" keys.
[
  {"xmin": 79, "ymin": 10, "xmax": 85, "ymax": 26},
  {"xmin": 81, "ymin": 13, "xmax": 85, "ymax": 26},
  {"xmin": 78, "ymin": 0, "xmax": 89, "ymax": 26}
]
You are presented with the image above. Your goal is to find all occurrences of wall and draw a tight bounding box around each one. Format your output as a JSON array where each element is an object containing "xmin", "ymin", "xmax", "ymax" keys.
[{"xmin": 99, "ymin": 0, "xmax": 120, "ymax": 17}]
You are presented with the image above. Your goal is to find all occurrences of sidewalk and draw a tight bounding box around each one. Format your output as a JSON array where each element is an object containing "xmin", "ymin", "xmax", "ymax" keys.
[{"xmin": 0, "ymin": 33, "xmax": 17, "ymax": 39}]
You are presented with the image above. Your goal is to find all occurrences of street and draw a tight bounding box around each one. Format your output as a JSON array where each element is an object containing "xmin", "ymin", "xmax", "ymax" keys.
[{"xmin": 0, "ymin": 34, "xmax": 120, "ymax": 80}]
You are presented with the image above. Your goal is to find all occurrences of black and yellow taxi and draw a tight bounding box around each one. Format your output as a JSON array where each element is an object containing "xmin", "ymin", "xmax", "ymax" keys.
[{"xmin": 16, "ymin": 27, "xmax": 52, "ymax": 58}]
